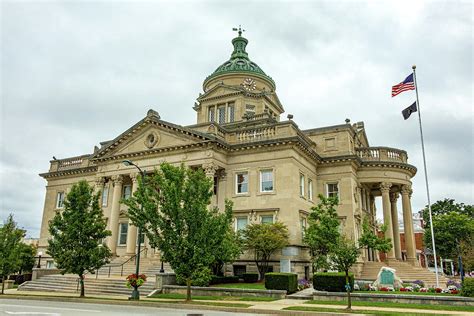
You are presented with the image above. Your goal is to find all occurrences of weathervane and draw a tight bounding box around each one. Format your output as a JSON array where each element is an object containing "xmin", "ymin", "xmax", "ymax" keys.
[{"xmin": 232, "ymin": 25, "xmax": 245, "ymax": 37}]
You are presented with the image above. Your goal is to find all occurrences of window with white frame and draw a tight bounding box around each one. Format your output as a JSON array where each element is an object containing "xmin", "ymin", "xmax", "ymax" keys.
[
  {"xmin": 208, "ymin": 107, "xmax": 215, "ymax": 122},
  {"xmin": 236, "ymin": 216, "xmax": 248, "ymax": 231},
  {"xmin": 118, "ymin": 223, "xmax": 128, "ymax": 245},
  {"xmin": 261, "ymin": 215, "xmax": 274, "ymax": 224},
  {"xmin": 260, "ymin": 170, "xmax": 273, "ymax": 192},
  {"xmin": 56, "ymin": 192, "xmax": 65, "ymax": 209},
  {"xmin": 228, "ymin": 103, "xmax": 235, "ymax": 122},
  {"xmin": 308, "ymin": 179, "xmax": 313, "ymax": 201},
  {"xmin": 299, "ymin": 174, "xmax": 305, "ymax": 197},
  {"xmin": 101, "ymin": 184, "xmax": 109, "ymax": 207},
  {"xmin": 236, "ymin": 172, "xmax": 249, "ymax": 194},
  {"xmin": 327, "ymin": 182, "xmax": 339, "ymax": 199},
  {"xmin": 218, "ymin": 105, "xmax": 226, "ymax": 124},
  {"xmin": 46, "ymin": 260, "xmax": 56, "ymax": 269},
  {"xmin": 122, "ymin": 184, "xmax": 132, "ymax": 200}
]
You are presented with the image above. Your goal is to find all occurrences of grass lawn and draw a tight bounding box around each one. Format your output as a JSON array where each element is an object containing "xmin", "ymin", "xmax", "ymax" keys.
[
  {"xmin": 149, "ymin": 293, "xmax": 276, "ymax": 302},
  {"xmin": 284, "ymin": 306, "xmax": 435, "ymax": 316},
  {"xmin": 305, "ymin": 299, "xmax": 474, "ymax": 312},
  {"xmin": 210, "ymin": 282, "xmax": 266, "ymax": 290}
]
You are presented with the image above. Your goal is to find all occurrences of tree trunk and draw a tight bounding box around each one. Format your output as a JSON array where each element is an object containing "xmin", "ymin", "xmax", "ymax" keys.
[
  {"xmin": 1, "ymin": 276, "xmax": 5, "ymax": 294},
  {"xmin": 186, "ymin": 279, "xmax": 192, "ymax": 301},
  {"xmin": 345, "ymin": 270, "xmax": 351, "ymax": 310},
  {"xmin": 79, "ymin": 274, "xmax": 85, "ymax": 297}
]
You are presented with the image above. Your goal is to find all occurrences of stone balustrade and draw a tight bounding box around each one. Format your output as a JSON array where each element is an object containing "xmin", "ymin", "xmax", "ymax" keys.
[
  {"xmin": 356, "ymin": 147, "xmax": 407, "ymax": 163},
  {"xmin": 56, "ymin": 155, "xmax": 90, "ymax": 171}
]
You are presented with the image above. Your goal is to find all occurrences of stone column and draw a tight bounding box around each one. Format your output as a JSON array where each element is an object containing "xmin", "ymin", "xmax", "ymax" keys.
[
  {"xmin": 390, "ymin": 192, "xmax": 402, "ymax": 260},
  {"xmin": 401, "ymin": 184, "xmax": 417, "ymax": 265},
  {"xmin": 107, "ymin": 175, "xmax": 123, "ymax": 255},
  {"xmin": 126, "ymin": 173, "xmax": 139, "ymax": 256},
  {"xmin": 95, "ymin": 176, "xmax": 105, "ymax": 195},
  {"xmin": 380, "ymin": 182, "xmax": 396, "ymax": 260}
]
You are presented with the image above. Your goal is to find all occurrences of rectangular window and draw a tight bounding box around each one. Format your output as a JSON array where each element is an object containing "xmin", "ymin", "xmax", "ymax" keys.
[
  {"xmin": 261, "ymin": 215, "xmax": 274, "ymax": 224},
  {"xmin": 56, "ymin": 192, "xmax": 65, "ymax": 209},
  {"xmin": 300, "ymin": 217, "xmax": 307, "ymax": 238},
  {"xmin": 308, "ymin": 179, "xmax": 313, "ymax": 201},
  {"xmin": 260, "ymin": 170, "xmax": 273, "ymax": 192},
  {"xmin": 218, "ymin": 105, "xmax": 226, "ymax": 124},
  {"xmin": 228, "ymin": 103, "xmax": 235, "ymax": 122},
  {"xmin": 327, "ymin": 182, "xmax": 339, "ymax": 198},
  {"xmin": 46, "ymin": 260, "xmax": 55, "ymax": 269},
  {"xmin": 101, "ymin": 184, "xmax": 109, "ymax": 207},
  {"xmin": 118, "ymin": 223, "xmax": 128, "ymax": 245},
  {"xmin": 236, "ymin": 172, "xmax": 249, "ymax": 194},
  {"xmin": 236, "ymin": 217, "xmax": 248, "ymax": 231},
  {"xmin": 245, "ymin": 104, "xmax": 255, "ymax": 116},
  {"xmin": 299, "ymin": 174, "xmax": 305, "ymax": 197},
  {"xmin": 122, "ymin": 184, "xmax": 131, "ymax": 200},
  {"xmin": 208, "ymin": 107, "xmax": 215, "ymax": 122}
]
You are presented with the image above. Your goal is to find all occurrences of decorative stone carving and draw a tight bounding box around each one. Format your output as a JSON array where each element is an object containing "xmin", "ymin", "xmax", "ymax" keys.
[
  {"xmin": 144, "ymin": 131, "xmax": 160, "ymax": 149},
  {"xmin": 203, "ymin": 163, "xmax": 218, "ymax": 178},
  {"xmin": 95, "ymin": 176, "xmax": 105, "ymax": 187},
  {"xmin": 130, "ymin": 172, "xmax": 139, "ymax": 184},
  {"xmin": 112, "ymin": 174, "xmax": 123, "ymax": 185},
  {"xmin": 401, "ymin": 184, "xmax": 412, "ymax": 195},
  {"xmin": 389, "ymin": 192, "xmax": 399, "ymax": 203},
  {"xmin": 218, "ymin": 170, "xmax": 227, "ymax": 181},
  {"xmin": 380, "ymin": 182, "xmax": 392, "ymax": 194}
]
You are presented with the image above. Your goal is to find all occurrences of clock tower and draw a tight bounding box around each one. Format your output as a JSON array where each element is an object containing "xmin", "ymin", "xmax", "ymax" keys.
[{"xmin": 194, "ymin": 28, "xmax": 285, "ymax": 125}]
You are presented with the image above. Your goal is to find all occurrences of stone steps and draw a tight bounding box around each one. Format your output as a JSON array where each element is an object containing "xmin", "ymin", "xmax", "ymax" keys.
[{"xmin": 359, "ymin": 261, "xmax": 448, "ymax": 287}]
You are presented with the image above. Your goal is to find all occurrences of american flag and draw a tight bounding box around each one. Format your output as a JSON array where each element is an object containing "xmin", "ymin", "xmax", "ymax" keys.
[{"xmin": 392, "ymin": 73, "xmax": 415, "ymax": 97}]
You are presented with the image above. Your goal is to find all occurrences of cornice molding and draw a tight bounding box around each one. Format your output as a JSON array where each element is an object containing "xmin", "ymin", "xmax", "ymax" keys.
[{"xmin": 39, "ymin": 166, "xmax": 98, "ymax": 179}]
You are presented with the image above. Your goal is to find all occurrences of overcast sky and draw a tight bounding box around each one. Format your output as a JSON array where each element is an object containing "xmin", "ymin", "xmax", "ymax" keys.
[{"xmin": 1, "ymin": 0, "xmax": 472, "ymax": 238}]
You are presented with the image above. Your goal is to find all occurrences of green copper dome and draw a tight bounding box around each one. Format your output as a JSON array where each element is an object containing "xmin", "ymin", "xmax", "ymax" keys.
[{"xmin": 203, "ymin": 35, "xmax": 276, "ymax": 89}]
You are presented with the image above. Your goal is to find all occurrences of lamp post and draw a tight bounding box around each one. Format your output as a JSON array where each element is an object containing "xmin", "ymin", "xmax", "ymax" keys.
[
  {"xmin": 36, "ymin": 251, "xmax": 43, "ymax": 269},
  {"xmin": 123, "ymin": 159, "xmax": 145, "ymax": 300}
]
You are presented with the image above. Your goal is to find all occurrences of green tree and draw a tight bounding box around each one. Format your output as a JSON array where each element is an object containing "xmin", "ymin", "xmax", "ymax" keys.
[
  {"xmin": 0, "ymin": 214, "xmax": 25, "ymax": 294},
  {"xmin": 421, "ymin": 199, "xmax": 473, "ymax": 264},
  {"xmin": 17, "ymin": 243, "xmax": 36, "ymax": 274},
  {"xmin": 330, "ymin": 237, "xmax": 360, "ymax": 310},
  {"xmin": 303, "ymin": 194, "xmax": 340, "ymax": 272},
  {"xmin": 210, "ymin": 229, "xmax": 242, "ymax": 276},
  {"xmin": 375, "ymin": 224, "xmax": 393, "ymax": 261},
  {"xmin": 47, "ymin": 180, "xmax": 112, "ymax": 297},
  {"xmin": 123, "ymin": 163, "xmax": 234, "ymax": 301},
  {"xmin": 241, "ymin": 222, "xmax": 289, "ymax": 280},
  {"xmin": 358, "ymin": 219, "xmax": 392, "ymax": 261}
]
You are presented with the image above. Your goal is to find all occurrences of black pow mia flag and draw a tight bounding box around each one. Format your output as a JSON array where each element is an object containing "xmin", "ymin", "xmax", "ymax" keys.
[{"xmin": 402, "ymin": 101, "xmax": 417, "ymax": 120}]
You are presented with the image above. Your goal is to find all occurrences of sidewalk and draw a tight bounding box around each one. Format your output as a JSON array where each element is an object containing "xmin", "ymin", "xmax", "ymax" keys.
[{"xmin": 1, "ymin": 289, "xmax": 472, "ymax": 315}]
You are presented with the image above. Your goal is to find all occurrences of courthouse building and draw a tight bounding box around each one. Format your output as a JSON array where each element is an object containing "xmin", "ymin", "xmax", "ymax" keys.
[{"xmin": 37, "ymin": 31, "xmax": 419, "ymax": 277}]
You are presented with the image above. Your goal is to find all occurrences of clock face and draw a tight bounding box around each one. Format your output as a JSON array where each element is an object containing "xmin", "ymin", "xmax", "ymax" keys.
[{"xmin": 242, "ymin": 78, "xmax": 257, "ymax": 91}]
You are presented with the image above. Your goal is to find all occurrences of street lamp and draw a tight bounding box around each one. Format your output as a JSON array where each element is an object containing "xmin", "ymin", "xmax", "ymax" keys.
[
  {"xmin": 36, "ymin": 251, "xmax": 43, "ymax": 269},
  {"xmin": 122, "ymin": 159, "xmax": 146, "ymax": 300}
]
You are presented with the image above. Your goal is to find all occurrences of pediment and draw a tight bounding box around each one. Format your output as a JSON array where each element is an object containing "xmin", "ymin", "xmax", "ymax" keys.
[
  {"xmin": 93, "ymin": 113, "xmax": 212, "ymax": 160},
  {"xmin": 198, "ymin": 84, "xmax": 242, "ymax": 101}
]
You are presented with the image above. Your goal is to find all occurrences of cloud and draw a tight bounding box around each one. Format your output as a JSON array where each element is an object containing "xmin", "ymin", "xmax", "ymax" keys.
[{"xmin": 1, "ymin": 0, "xmax": 472, "ymax": 237}]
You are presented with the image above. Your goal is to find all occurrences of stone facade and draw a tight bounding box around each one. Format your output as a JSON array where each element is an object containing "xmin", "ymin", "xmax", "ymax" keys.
[{"xmin": 37, "ymin": 31, "xmax": 418, "ymax": 278}]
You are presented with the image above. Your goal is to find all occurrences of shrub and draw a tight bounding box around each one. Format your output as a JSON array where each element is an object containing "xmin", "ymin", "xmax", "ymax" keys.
[
  {"xmin": 265, "ymin": 273, "xmax": 298, "ymax": 294},
  {"xmin": 461, "ymin": 278, "xmax": 474, "ymax": 297},
  {"xmin": 209, "ymin": 275, "xmax": 240, "ymax": 285},
  {"xmin": 313, "ymin": 272, "xmax": 354, "ymax": 292},
  {"xmin": 242, "ymin": 273, "xmax": 259, "ymax": 283},
  {"xmin": 298, "ymin": 279, "xmax": 311, "ymax": 291}
]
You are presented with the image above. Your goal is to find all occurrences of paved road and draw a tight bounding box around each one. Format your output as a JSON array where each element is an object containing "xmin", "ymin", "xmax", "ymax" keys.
[{"xmin": 0, "ymin": 299, "xmax": 270, "ymax": 316}]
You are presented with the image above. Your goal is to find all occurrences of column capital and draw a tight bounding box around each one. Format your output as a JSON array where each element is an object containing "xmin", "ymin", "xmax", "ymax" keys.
[
  {"xmin": 203, "ymin": 162, "xmax": 218, "ymax": 178},
  {"xmin": 95, "ymin": 176, "xmax": 105, "ymax": 187},
  {"xmin": 111, "ymin": 174, "xmax": 123, "ymax": 185},
  {"xmin": 401, "ymin": 184, "xmax": 412, "ymax": 195},
  {"xmin": 130, "ymin": 172, "xmax": 139, "ymax": 184},
  {"xmin": 390, "ymin": 192, "xmax": 399, "ymax": 203},
  {"xmin": 218, "ymin": 169, "xmax": 227, "ymax": 181},
  {"xmin": 380, "ymin": 182, "xmax": 392, "ymax": 194}
]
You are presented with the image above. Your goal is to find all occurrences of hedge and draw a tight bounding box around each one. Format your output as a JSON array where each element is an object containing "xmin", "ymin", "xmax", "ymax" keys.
[
  {"xmin": 209, "ymin": 275, "xmax": 240, "ymax": 285},
  {"xmin": 265, "ymin": 272, "xmax": 298, "ymax": 293},
  {"xmin": 461, "ymin": 278, "xmax": 474, "ymax": 297},
  {"xmin": 242, "ymin": 273, "xmax": 259, "ymax": 283},
  {"xmin": 313, "ymin": 272, "xmax": 354, "ymax": 292}
]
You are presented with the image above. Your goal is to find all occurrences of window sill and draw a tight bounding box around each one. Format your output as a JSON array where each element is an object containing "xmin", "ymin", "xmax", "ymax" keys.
[
  {"xmin": 233, "ymin": 193, "xmax": 250, "ymax": 198},
  {"xmin": 257, "ymin": 191, "xmax": 276, "ymax": 196}
]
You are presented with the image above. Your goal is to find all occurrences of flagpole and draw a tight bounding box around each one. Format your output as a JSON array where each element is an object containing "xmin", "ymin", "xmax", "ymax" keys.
[{"xmin": 412, "ymin": 65, "xmax": 439, "ymax": 287}]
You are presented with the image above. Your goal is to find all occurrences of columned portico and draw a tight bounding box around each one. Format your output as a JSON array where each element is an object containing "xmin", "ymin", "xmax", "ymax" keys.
[
  {"xmin": 107, "ymin": 174, "xmax": 123, "ymax": 255},
  {"xmin": 390, "ymin": 192, "xmax": 402, "ymax": 260},
  {"xmin": 126, "ymin": 173, "xmax": 139, "ymax": 255},
  {"xmin": 401, "ymin": 184, "xmax": 417, "ymax": 266},
  {"xmin": 380, "ymin": 182, "xmax": 396, "ymax": 260}
]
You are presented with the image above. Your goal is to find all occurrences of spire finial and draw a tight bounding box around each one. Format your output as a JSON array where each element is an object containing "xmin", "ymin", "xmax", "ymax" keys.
[{"xmin": 232, "ymin": 25, "xmax": 245, "ymax": 37}]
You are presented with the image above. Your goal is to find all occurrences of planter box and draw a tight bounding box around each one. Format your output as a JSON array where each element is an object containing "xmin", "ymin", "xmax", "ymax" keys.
[
  {"xmin": 158, "ymin": 285, "xmax": 286, "ymax": 299},
  {"xmin": 313, "ymin": 291, "xmax": 474, "ymax": 306}
]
